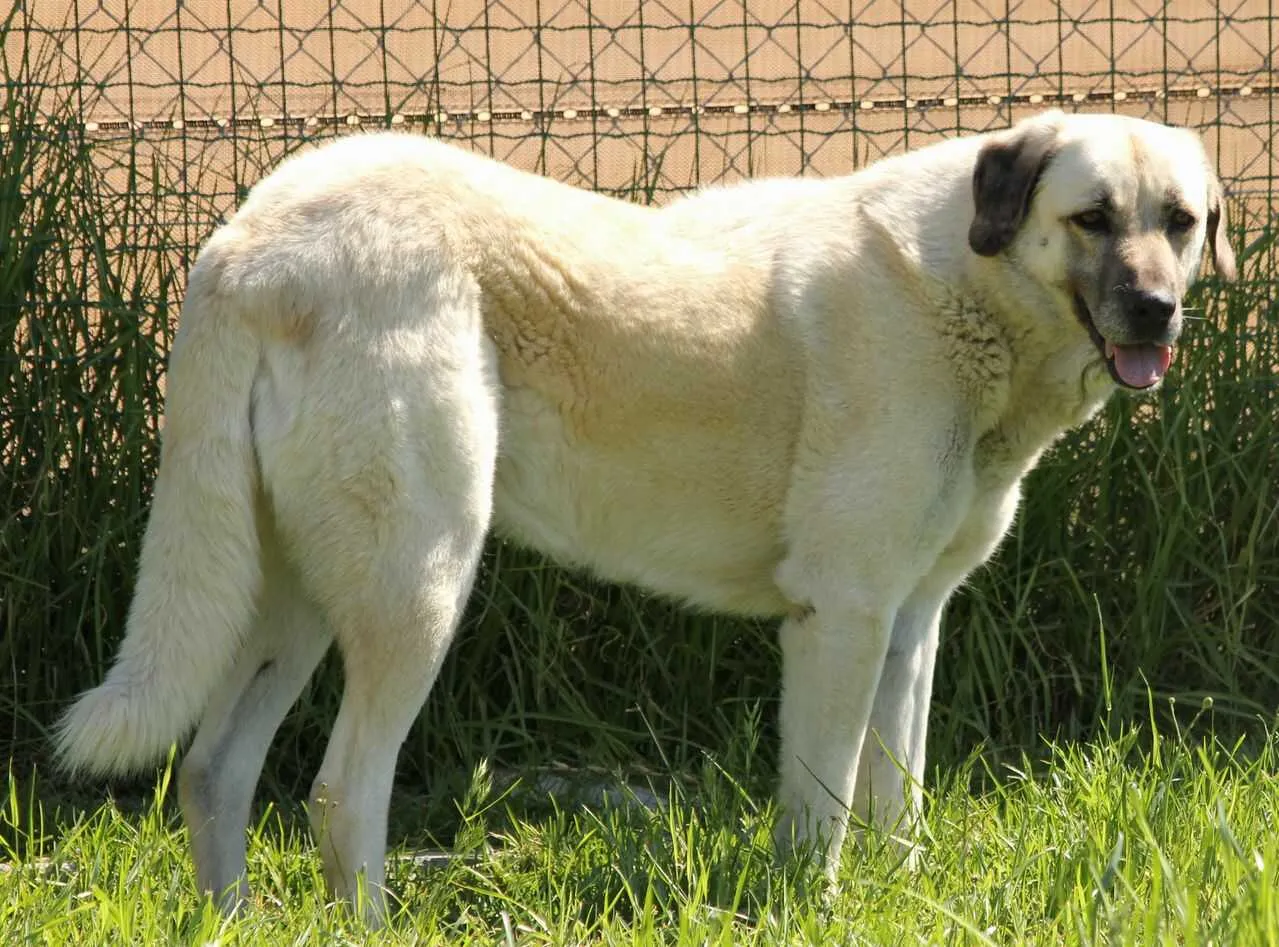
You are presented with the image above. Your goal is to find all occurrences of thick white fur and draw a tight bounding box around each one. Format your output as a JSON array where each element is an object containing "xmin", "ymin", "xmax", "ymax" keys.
[{"xmin": 55, "ymin": 110, "xmax": 1228, "ymax": 923}]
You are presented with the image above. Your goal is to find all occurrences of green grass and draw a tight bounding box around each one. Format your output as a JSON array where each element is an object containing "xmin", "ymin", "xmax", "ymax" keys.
[{"xmin": 5, "ymin": 720, "xmax": 1278, "ymax": 944}]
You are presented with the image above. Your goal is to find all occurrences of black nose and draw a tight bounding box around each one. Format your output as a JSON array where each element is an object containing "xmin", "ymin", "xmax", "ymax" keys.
[{"xmin": 1120, "ymin": 286, "xmax": 1178, "ymax": 333}]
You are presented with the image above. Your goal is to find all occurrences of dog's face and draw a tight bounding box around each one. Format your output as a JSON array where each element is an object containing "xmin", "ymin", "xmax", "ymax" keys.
[{"xmin": 968, "ymin": 112, "xmax": 1237, "ymax": 389}]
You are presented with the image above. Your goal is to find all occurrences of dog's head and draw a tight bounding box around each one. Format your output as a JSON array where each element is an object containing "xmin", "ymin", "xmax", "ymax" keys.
[{"xmin": 968, "ymin": 110, "xmax": 1236, "ymax": 390}]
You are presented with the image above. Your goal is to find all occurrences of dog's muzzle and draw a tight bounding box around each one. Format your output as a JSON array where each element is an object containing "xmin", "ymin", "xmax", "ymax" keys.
[{"xmin": 1072, "ymin": 289, "xmax": 1181, "ymax": 390}]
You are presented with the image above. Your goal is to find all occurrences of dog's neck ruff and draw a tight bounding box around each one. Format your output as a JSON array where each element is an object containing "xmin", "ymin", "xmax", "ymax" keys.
[{"xmin": 939, "ymin": 289, "xmax": 1114, "ymax": 484}]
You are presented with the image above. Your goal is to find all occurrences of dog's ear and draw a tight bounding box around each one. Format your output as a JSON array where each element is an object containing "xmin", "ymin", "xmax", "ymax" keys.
[
  {"xmin": 1205, "ymin": 176, "xmax": 1237, "ymax": 281},
  {"xmin": 967, "ymin": 121, "xmax": 1059, "ymax": 257}
]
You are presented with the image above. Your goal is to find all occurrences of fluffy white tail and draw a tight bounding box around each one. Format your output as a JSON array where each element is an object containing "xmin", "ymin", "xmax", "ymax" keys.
[{"xmin": 56, "ymin": 240, "xmax": 263, "ymax": 777}]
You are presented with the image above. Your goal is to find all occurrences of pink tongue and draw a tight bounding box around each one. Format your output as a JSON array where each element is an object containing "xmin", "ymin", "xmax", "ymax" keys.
[{"xmin": 1110, "ymin": 343, "xmax": 1173, "ymax": 388}]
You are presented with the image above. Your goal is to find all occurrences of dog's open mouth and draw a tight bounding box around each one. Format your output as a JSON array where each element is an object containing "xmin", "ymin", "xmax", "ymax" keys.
[{"xmin": 1072, "ymin": 295, "xmax": 1173, "ymax": 390}]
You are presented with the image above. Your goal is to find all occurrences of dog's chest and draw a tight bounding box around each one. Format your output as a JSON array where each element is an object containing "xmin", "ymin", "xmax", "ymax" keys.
[
  {"xmin": 973, "ymin": 360, "xmax": 1112, "ymax": 485},
  {"xmin": 938, "ymin": 294, "xmax": 1111, "ymax": 485}
]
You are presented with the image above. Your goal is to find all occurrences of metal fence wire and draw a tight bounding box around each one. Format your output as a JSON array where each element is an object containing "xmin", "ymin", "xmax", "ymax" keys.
[{"xmin": 12, "ymin": 2, "xmax": 1278, "ymax": 251}]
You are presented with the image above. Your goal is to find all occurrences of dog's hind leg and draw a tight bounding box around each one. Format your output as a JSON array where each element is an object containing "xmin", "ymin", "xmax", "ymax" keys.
[
  {"xmin": 307, "ymin": 541, "xmax": 487, "ymax": 925},
  {"xmin": 302, "ymin": 437, "xmax": 494, "ymax": 923},
  {"xmin": 267, "ymin": 278, "xmax": 500, "ymax": 925},
  {"xmin": 178, "ymin": 529, "xmax": 334, "ymax": 912}
]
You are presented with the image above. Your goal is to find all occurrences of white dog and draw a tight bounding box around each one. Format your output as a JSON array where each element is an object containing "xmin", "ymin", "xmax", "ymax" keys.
[{"xmin": 56, "ymin": 110, "xmax": 1235, "ymax": 923}]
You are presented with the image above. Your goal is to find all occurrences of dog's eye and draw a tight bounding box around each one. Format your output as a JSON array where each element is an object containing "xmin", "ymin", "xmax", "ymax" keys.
[
  {"xmin": 1168, "ymin": 208, "xmax": 1197, "ymax": 232},
  {"xmin": 1071, "ymin": 209, "xmax": 1110, "ymax": 233}
]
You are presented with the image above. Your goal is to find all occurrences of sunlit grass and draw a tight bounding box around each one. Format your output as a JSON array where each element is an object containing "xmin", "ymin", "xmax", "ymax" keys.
[{"xmin": 5, "ymin": 722, "xmax": 1277, "ymax": 944}]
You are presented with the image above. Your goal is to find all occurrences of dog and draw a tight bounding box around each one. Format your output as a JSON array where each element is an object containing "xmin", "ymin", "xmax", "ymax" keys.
[{"xmin": 55, "ymin": 109, "xmax": 1236, "ymax": 923}]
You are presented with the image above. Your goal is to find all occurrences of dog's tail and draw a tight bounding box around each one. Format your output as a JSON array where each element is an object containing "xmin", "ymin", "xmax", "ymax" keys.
[{"xmin": 56, "ymin": 232, "xmax": 264, "ymax": 778}]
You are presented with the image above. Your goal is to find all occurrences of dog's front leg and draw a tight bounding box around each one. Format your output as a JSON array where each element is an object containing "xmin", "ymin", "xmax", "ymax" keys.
[
  {"xmin": 770, "ymin": 486, "xmax": 960, "ymax": 876},
  {"xmin": 769, "ymin": 365, "xmax": 980, "ymax": 876},
  {"xmin": 849, "ymin": 590, "xmax": 946, "ymax": 857},
  {"xmin": 850, "ymin": 481, "xmax": 1024, "ymax": 862},
  {"xmin": 773, "ymin": 594, "xmax": 896, "ymax": 877}
]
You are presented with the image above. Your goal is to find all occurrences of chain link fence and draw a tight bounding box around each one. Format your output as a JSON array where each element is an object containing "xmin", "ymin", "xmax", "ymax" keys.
[{"xmin": 11, "ymin": 1, "xmax": 1278, "ymax": 250}]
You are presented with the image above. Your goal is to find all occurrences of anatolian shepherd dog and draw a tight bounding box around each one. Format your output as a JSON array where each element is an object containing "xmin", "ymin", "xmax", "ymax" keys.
[{"xmin": 57, "ymin": 109, "xmax": 1236, "ymax": 923}]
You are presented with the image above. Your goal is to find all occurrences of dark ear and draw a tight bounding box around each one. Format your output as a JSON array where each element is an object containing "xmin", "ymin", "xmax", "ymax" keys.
[
  {"xmin": 1205, "ymin": 176, "xmax": 1237, "ymax": 281},
  {"xmin": 967, "ymin": 122, "xmax": 1059, "ymax": 257}
]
